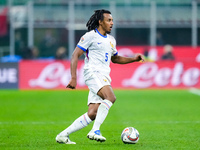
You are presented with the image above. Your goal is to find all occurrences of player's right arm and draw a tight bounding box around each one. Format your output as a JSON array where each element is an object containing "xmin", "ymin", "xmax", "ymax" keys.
[{"xmin": 66, "ymin": 47, "xmax": 84, "ymax": 89}]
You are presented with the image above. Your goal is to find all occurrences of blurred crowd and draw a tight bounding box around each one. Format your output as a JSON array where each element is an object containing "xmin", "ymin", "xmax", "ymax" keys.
[
  {"xmin": 1, "ymin": 29, "xmax": 176, "ymax": 62},
  {"xmin": 11, "ymin": 29, "xmax": 67, "ymax": 61}
]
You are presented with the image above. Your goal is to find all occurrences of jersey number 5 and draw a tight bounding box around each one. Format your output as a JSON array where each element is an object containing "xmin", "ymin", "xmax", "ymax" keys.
[{"xmin": 105, "ymin": 53, "xmax": 108, "ymax": 62}]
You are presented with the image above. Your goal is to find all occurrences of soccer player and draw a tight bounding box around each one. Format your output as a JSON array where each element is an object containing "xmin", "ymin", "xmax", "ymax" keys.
[{"xmin": 56, "ymin": 9, "xmax": 145, "ymax": 144}]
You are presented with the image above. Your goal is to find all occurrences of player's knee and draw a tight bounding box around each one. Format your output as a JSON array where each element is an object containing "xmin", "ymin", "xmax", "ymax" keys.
[
  {"xmin": 87, "ymin": 110, "xmax": 97, "ymax": 121},
  {"xmin": 108, "ymin": 95, "xmax": 116, "ymax": 104}
]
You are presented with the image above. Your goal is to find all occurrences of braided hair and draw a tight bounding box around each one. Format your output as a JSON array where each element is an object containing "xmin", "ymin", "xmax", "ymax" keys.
[{"xmin": 86, "ymin": 9, "xmax": 111, "ymax": 31}]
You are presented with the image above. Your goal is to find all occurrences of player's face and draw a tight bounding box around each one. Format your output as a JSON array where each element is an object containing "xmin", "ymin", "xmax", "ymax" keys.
[{"xmin": 99, "ymin": 13, "xmax": 114, "ymax": 34}]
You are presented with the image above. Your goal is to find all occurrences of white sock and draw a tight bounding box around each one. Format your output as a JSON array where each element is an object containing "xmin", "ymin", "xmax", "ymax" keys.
[
  {"xmin": 92, "ymin": 99, "xmax": 113, "ymax": 131},
  {"xmin": 59, "ymin": 112, "xmax": 92, "ymax": 136}
]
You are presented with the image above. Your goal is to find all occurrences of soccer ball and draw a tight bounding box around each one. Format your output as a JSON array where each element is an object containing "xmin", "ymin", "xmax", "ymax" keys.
[{"xmin": 121, "ymin": 127, "xmax": 139, "ymax": 144}]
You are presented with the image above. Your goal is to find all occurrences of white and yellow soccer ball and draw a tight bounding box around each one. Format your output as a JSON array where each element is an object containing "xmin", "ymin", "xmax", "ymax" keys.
[{"xmin": 121, "ymin": 127, "xmax": 139, "ymax": 144}]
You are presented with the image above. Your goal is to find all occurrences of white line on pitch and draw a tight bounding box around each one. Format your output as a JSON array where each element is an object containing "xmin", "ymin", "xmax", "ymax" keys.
[{"xmin": 189, "ymin": 87, "xmax": 200, "ymax": 96}]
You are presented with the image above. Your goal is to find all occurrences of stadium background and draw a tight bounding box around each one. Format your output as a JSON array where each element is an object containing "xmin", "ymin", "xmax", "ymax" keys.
[
  {"xmin": 0, "ymin": 1, "xmax": 200, "ymax": 149},
  {"xmin": 0, "ymin": 0, "xmax": 200, "ymax": 89}
]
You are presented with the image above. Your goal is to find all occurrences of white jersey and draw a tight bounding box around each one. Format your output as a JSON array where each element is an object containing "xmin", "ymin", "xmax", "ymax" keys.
[{"xmin": 77, "ymin": 29, "xmax": 118, "ymax": 82}]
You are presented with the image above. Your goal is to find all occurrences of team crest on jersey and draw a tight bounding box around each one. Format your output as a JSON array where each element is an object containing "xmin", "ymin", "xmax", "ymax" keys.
[
  {"xmin": 80, "ymin": 37, "xmax": 84, "ymax": 43},
  {"xmin": 110, "ymin": 42, "xmax": 114, "ymax": 48}
]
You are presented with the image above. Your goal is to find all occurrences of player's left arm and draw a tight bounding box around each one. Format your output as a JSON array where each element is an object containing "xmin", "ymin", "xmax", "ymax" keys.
[{"xmin": 111, "ymin": 53, "xmax": 145, "ymax": 64}]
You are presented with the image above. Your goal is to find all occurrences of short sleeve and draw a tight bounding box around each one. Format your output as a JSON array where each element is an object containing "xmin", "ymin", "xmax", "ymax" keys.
[
  {"xmin": 77, "ymin": 32, "xmax": 92, "ymax": 52},
  {"xmin": 110, "ymin": 36, "xmax": 118, "ymax": 56}
]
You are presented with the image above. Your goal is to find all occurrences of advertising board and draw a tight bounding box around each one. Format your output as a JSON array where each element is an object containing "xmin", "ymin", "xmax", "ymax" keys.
[
  {"xmin": 19, "ymin": 60, "xmax": 200, "ymax": 89},
  {"xmin": 0, "ymin": 63, "xmax": 18, "ymax": 89}
]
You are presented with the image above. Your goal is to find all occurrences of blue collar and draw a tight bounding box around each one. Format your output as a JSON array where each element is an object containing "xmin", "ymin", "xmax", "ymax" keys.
[{"xmin": 95, "ymin": 28, "xmax": 107, "ymax": 38}]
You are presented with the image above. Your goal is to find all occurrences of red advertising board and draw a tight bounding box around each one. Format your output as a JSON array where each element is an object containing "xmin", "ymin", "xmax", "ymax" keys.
[
  {"xmin": 19, "ymin": 60, "xmax": 75, "ymax": 89},
  {"xmin": 111, "ymin": 61, "xmax": 200, "ymax": 89},
  {"xmin": 19, "ymin": 46, "xmax": 200, "ymax": 89},
  {"xmin": 19, "ymin": 60, "xmax": 200, "ymax": 89}
]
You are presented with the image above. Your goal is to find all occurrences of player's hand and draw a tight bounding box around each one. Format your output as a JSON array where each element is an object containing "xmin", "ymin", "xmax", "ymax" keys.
[
  {"xmin": 66, "ymin": 78, "xmax": 77, "ymax": 89},
  {"xmin": 134, "ymin": 54, "xmax": 145, "ymax": 62}
]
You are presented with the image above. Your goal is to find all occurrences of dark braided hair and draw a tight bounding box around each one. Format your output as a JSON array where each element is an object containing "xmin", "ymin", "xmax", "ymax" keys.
[{"xmin": 86, "ymin": 9, "xmax": 111, "ymax": 31}]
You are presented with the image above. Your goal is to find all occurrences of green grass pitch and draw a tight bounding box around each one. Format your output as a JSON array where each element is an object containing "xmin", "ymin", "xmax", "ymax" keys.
[{"xmin": 0, "ymin": 89, "xmax": 200, "ymax": 150}]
